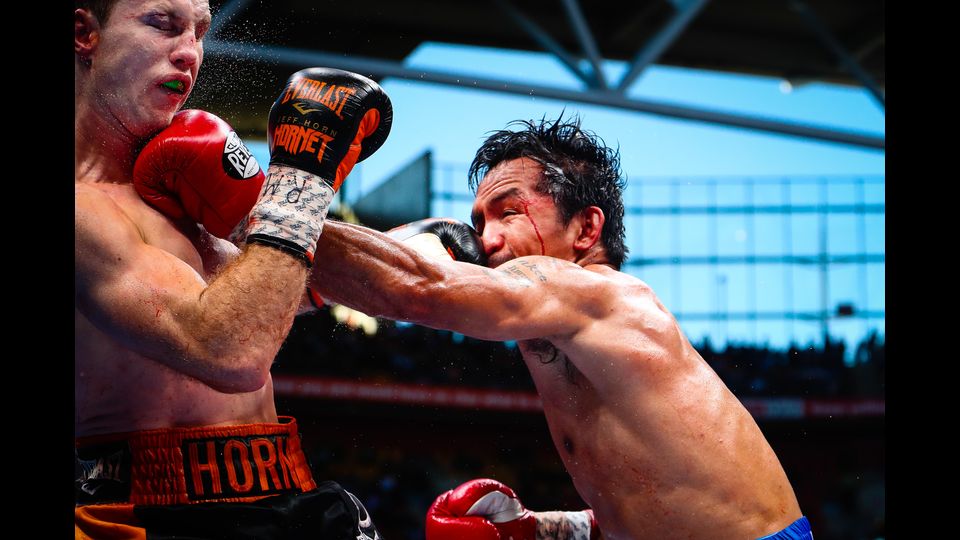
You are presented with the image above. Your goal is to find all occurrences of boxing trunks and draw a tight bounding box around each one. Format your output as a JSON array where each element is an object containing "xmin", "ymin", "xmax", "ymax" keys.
[
  {"xmin": 75, "ymin": 416, "xmax": 380, "ymax": 540},
  {"xmin": 756, "ymin": 516, "xmax": 814, "ymax": 540}
]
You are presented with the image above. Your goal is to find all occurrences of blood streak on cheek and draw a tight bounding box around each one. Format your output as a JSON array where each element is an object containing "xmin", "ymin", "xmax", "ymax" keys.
[{"xmin": 519, "ymin": 199, "xmax": 546, "ymax": 256}]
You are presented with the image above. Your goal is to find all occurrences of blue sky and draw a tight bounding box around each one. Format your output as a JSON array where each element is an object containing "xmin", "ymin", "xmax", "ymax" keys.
[
  {"xmin": 356, "ymin": 42, "xmax": 884, "ymax": 185},
  {"xmin": 246, "ymin": 42, "xmax": 885, "ymax": 356},
  {"xmin": 249, "ymin": 42, "xmax": 884, "ymax": 191}
]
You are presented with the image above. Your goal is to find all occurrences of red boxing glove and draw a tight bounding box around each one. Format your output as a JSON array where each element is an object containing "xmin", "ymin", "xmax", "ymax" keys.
[
  {"xmin": 133, "ymin": 110, "xmax": 265, "ymax": 238},
  {"xmin": 426, "ymin": 479, "xmax": 536, "ymax": 540}
]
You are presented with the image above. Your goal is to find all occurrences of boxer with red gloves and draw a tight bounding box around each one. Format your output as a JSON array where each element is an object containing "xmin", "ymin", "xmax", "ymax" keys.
[
  {"xmin": 134, "ymin": 67, "xmax": 392, "ymax": 266},
  {"xmin": 132, "ymin": 109, "xmax": 266, "ymax": 239},
  {"xmin": 75, "ymin": 0, "xmax": 390, "ymax": 536},
  {"xmin": 426, "ymin": 479, "xmax": 600, "ymax": 540}
]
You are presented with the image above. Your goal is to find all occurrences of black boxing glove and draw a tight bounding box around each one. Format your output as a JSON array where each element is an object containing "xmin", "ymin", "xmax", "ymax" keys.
[
  {"xmin": 387, "ymin": 218, "xmax": 487, "ymax": 266},
  {"xmin": 269, "ymin": 67, "xmax": 392, "ymax": 191},
  {"xmin": 232, "ymin": 68, "xmax": 393, "ymax": 265}
]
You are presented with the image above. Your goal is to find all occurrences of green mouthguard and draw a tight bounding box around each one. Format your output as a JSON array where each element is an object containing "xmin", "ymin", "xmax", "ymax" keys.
[{"xmin": 163, "ymin": 80, "xmax": 184, "ymax": 92}]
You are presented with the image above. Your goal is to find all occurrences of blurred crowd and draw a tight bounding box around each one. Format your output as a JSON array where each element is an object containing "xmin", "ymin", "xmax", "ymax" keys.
[
  {"xmin": 275, "ymin": 308, "xmax": 885, "ymax": 398},
  {"xmin": 275, "ymin": 308, "xmax": 884, "ymax": 540}
]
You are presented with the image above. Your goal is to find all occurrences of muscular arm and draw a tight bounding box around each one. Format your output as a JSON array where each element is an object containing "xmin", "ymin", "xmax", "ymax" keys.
[
  {"xmin": 75, "ymin": 185, "xmax": 306, "ymax": 393},
  {"xmin": 310, "ymin": 220, "xmax": 609, "ymax": 342}
]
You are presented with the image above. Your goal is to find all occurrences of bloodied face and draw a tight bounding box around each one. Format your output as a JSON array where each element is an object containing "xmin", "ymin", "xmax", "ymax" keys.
[{"xmin": 471, "ymin": 157, "xmax": 584, "ymax": 268}]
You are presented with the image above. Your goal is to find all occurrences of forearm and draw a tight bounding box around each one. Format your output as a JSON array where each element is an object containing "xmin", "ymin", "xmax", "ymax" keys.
[
  {"xmin": 178, "ymin": 244, "xmax": 307, "ymax": 391},
  {"xmin": 310, "ymin": 220, "xmax": 448, "ymax": 322},
  {"xmin": 311, "ymin": 221, "xmax": 574, "ymax": 341}
]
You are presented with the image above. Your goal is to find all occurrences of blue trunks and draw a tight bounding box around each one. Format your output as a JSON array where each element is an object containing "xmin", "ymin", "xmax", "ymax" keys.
[{"xmin": 756, "ymin": 516, "xmax": 813, "ymax": 540}]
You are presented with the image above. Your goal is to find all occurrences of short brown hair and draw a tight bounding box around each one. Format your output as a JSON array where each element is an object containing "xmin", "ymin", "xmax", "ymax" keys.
[{"xmin": 75, "ymin": 0, "xmax": 120, "ymax": 25}]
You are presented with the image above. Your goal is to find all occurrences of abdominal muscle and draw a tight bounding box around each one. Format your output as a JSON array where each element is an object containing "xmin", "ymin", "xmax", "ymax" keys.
[
  {"xmin": 75, "ymin": 304, "xmax": 279, "ymax": 439},
  {"xmin": 521, "ymin": 332, "xmax": 800, "ymax": 539}
]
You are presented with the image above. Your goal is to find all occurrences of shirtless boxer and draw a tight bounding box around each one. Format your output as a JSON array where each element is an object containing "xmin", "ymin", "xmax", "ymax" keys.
[
  {"xmin": 309, "ymin": 117, "xmax": 812, "ymax": 539},
  {"xmin": 74, "ymin": 0, "xmax": 390, "ymax": 537}
]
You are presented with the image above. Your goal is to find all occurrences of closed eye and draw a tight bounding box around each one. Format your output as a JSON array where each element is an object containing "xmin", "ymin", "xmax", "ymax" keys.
[{"xmin": 145, "ymin": 14, "xmax": 177, "ymax": 32}]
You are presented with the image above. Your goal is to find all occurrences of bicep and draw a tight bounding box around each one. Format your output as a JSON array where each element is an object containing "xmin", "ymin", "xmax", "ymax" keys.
[{"xmin": 75, "ymin": 194, "xmax": 208, "ymax": 366}]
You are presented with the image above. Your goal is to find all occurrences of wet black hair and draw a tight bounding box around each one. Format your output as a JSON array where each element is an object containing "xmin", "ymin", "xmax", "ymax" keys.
[{"xmin": 468, "ymin": 114, "xmax": 628, "ymax": 269}]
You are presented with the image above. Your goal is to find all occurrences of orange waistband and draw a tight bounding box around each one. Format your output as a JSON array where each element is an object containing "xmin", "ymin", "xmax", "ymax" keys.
[{"xmin": 75, "ymin": 416, "xmax": 317, "ymax": 506}]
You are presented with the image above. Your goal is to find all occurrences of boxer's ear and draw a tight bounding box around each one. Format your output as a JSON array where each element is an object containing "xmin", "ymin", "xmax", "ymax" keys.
[
  {"xmin": 572, "ymin": 206, "xmax": 604, "ymax": 252},
  {"xmin": 75, "ymin": 9, "xmax": 100, "ymax": 65}
]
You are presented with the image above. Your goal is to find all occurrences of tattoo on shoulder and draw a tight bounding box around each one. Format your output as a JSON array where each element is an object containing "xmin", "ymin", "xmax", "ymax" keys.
[
  {"xmin": 483, "ymin": 265, "xmax": 532, "ymax": 288},
  {"xmin": 517, "ymin": 260, "xmax": 548, "ymax": 282},
  {"xmin": 502, "ymin": 264, "xmax": 532, "ymax": 281},
  {"xmin": 494, "ymin": 261, "xmax": 549, "ymax": 286}
]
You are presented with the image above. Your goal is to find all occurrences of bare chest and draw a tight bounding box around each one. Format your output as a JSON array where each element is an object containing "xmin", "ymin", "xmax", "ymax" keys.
[
  {"xmin": 519, "ymin": 339, "xmax": 589, "ymax": 402},
  {"xmin": 75, "ymin": 308, "xmax": 274, "ymax": 436},
  {"xmin": 518, "ymin": 338, "xmax": 599, "ymax": 444},
  {"xmin": 106, "ymin": 184, "xmax": 234, "ymax": 278},
  {"xmin": 75, "ymin": 184, "xmax": 252, "ymax": 435}
]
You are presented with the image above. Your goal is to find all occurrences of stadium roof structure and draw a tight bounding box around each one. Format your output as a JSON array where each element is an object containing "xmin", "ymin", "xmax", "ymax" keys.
[{"xmin": 195, "ymin": 0, "xmax": 884, "ymax": 149}]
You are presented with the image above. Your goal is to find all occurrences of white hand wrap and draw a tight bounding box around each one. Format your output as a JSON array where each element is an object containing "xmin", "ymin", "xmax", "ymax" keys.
[{"xmin": 231, "ymin": 163, "xmax": 335, "ymax": 265}]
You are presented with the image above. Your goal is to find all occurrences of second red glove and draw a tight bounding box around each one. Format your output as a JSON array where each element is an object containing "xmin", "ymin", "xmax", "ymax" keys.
[{"xmin": 426, "ymin": 478, "xmax": 536, "ymax": 540}]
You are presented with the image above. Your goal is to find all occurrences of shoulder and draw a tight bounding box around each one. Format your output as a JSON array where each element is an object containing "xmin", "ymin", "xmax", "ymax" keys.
[
  {"xmin": 494, "ymin": 257, "xmax": 637, "ymax": 299},
  {"xmin": 495, "ymin": 257, "xmax": 631, "ymax": 322},
  {"xmin": 491, "ymin": 257, "xmax": 606, "ymax": 302},
  {"xmin": 75, "ymin": 183, "xmax": 170, "ymax": 299},
  {"xmin": 495, "ymin": 256, "xmax": 589, "ymax": 282},
  {"xmin": 76, "ymin": 183, "xmax": 140, "ymax": 226},
  {"xmin": 581, "ymin": 264, "xmax": 680, "ymax": 336},
  {"xmin": 76, "ymin": 184, "xmax": 144, "ymax": 247},
  {"xmin": 585, "ymin": 263, "xmax": 659, "ymax": 297}
]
